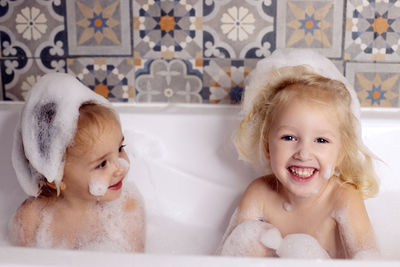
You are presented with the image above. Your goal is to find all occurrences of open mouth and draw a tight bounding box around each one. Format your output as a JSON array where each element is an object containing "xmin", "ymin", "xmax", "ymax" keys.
[
  {"xmin": 108, "ymin": 180, "xmax": 123, "ymax": 190},
  {"xmin": 288, "ymin": 166, "xmax": 317, "ymax": 182}
]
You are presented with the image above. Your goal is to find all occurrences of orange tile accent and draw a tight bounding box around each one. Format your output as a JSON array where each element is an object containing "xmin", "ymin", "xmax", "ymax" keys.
[
  {"xmin": 372, "ymin": 17, "xmax": 389, "ymax": 35},
  {"xmin": 94, "ymin": 83, "xmax": 109, "ymax": 98},
  {"xmin": 159, "ymin": 15, "xmax": 176, "ymax": 33}
]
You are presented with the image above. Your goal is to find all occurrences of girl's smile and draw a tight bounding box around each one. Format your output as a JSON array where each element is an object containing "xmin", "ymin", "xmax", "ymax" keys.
[
  {"xmin": 267, "ymin": 91, "xmax": 341, "ymax": 199},
  {"xmin": 288, "ymin": 165, "xmax": 318, "ymax": 182}
]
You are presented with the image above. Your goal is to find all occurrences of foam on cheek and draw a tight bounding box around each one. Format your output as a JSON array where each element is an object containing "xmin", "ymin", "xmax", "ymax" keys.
[
  {"xmin": 323, "ymin": 165, "xmax": 333, "ymax": 180},
  {"xmin": 89, "ymin": 178, "xmax": 108, "ymax": 197}
]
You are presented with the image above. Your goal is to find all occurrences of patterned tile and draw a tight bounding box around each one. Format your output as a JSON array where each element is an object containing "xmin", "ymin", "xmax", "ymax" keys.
[
  {"xmin": 276, "ymin": 0, "xmax": 343, "ymax": 57},
  {"xmin": 67, "ymin": 57, "xmax": 135, "ymax": 101},
  {"xmin": 331, "ymin": 59, "xmax": 344, "ymax": 75},
  {"xmin": 135, "ymin": 59, "xmax": 203, "ymax": 103},
  {"xmin": 66, "ymin": 0, "xmax": 131, "ymax": 56},
  {"xmin": 203, "ymin": 58, "xmax": 257, "ymax": 104},
  {"xmin": 0, "ymin": 58, "xmax": 67, "ymax": 101},
  {"xmin": 203, "ymin": 0, "xmax": 275, "ymax": 59},
  {"xmin": 0, "ymin": 0, "xmax": 66, "ymax": 58},
  {"xmin": 133, "ymin": 0, "xmax": 203, "ymax": 59},
  {"xmin": 346, "ymin": 62, "xmax": 400, "ymax": 107},
  {"xmin": 344, "ymin": 0, "xmax": 400, "ymax": 62}
]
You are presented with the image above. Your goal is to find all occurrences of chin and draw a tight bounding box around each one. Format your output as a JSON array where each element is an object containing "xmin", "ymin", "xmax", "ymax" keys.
[{"xmin": 101, "ymin": 190, "xmax": 123, "ymax": 202}]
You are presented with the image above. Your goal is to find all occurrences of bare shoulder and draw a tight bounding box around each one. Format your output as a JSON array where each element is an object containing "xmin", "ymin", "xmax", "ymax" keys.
[
  {"xmin": 123, "ymin": 194, "xmax": 144, "ymax": 213},
  {"xmin": 122, "ymin": 192, "xmax": 145, "ymax": 252},
  {"xmin": 238, "ymin": 175, "xmax": 277, "ymax": 220},
  {"xmin": 243, "ymin": 175, "xmax": 276, "ymax": 198},
  {"xmin": 10, "ymin": 197, "xmax": 49, "ymax": 246},
  {"xmin": 331, "ymin": 179, "xmax": 377, "ymax": 257},
  {"xmin": 331, "ymin": 180, "xmax": 364, "ymax": 211}
]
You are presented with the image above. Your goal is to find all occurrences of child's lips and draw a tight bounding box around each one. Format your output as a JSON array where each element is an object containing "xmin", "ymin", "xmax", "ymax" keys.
[{"xmin": 108, "ymin": 180, "xmax": 123, "ymax": 190}]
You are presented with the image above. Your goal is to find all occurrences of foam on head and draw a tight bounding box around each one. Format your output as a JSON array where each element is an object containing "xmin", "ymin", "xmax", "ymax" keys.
[
  {"xmin": 241, "ymin": 49, "xmax": 360, "ymax": 120},
  {"xmin": 12, "ymin": 73, "xmax": 111, "ymax": 197}
]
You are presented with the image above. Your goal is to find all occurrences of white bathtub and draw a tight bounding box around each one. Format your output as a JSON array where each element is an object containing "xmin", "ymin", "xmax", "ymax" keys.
[{"xmin": 0, "ymin": 102, "xmax": 399, "ymax": 266}]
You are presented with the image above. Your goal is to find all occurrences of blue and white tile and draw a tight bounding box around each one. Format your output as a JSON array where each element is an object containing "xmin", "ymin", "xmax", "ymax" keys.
[
  {"xmin": 133, "ymin": 0, "xmax": 203, "ymax": 59},
  {"xmin": 66, "ymin": 0, "xmax": 131, "ymax": 56},
  {"xmin": 276, "ymin": 0, "xmax": 343, "ymax": 57},
  {"xmin": 67, "ymin": 57, "xmax": 135, "ymax": 102},
  {"xmin": 135, "ymin": 59, "xmax": 203, "ymax": 103},
  {"xmin": 203, "ymin": 0, "xmax": 275, "ymax": 59},
  {"xmin": 1, "ymin": 58, "xmax": 66, "ymax": 101},
  {"xmin": 344, "ymin": 0, "xmax": 400, "ymax": 61},
  {"xmin": 0, "ymin": 0, "xmax": 66, "ymax": 59},
  {"xmin": 346, "ymin": 62, "xmax": 400, "ymax": 107},
  {"xmin": 203, "ymin": 58, "xmax": 257, "ymax": 104}
]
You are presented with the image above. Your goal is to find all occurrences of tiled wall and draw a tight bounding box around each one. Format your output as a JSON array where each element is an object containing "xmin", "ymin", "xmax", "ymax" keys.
[{"xmin": 1, "ymin": 0, "xmax": 400, "ymax": 107}]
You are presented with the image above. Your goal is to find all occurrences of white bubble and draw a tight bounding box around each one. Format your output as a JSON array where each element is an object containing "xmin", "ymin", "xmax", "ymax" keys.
[
  {"xmin": 89, "ymin": 180, "xmax": 108, "ymax": 197},
  {"xmin": 323, "ymin": 167, "xmax": 332, "ymax": 180},
  {"xmin": 117, "ymin": 157, "xmax": 130, "ymax": 172},
  {"xmin": 282, "ymin": 202, "xmax": 292, "ymax": 212},
  {"xmin": 276, "ymin": 233, "xmax": 330, "ymax": 259},
  {"xmin": 219, "ymin": 220, "xmax": 273, "ymax": 256},
  {"xmin": 260, "ymin": 227, "xmax": 282, "ymax": 250}
]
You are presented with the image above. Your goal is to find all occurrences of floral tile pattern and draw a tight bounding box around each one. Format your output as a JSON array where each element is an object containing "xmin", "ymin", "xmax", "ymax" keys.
[
  {"xmin": 66, "ymin": 0, "xmax": 131, "ymax": 56},
  {"xmin": 346, "ymin": 62, "xmax": 400, "ymax": 107},
  {"xmin": 1, "ymin": 58, "xmax": 66, "ymax": 101},
  {"xmin": 0, "ymin": 0, "xmax": 400, "ymax": 108},
  {"xmin": 133, "ymin": 0, "xmax": 203, "ymax": 59},
  {"xmin": 344, "ymin": 0, "xmax": 400, "ymax": 61},
  {"xmin": 203, "ymin": 0, "xmax": 275, "ymax": 58},
  {"xmin": 0, "ymin": 0, "xmax": 66, "ymax": 58},
  {"xmin": 135, "ymin": 59, "xmax": 202, "ymax": 102},
  {"xmin": 203, "ymin": 58, "xmax": 257, "ymax": 104},
  {"xmin": 67, "ymin": 57, "xmax": 135, "ymax": 101},
  {"xmin": 276, "ymin": 0, "xmax": 343, "ymax": 57}
]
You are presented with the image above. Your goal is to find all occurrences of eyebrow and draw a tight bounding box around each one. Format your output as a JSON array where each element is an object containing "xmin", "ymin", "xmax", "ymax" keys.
[
  {"xmin": 89, "ymin": 136, "xmax": 125, "ymax": 165},
  {"xmin": 275, "ymin": 125, "xmax": 337, "ymax": 137}
]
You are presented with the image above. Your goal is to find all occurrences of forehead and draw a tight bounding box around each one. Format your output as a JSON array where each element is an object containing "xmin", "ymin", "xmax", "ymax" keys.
[
  {"xmin": 68, "ymin": 117, "xmax": 122, "ymax": 157},
  {"xmin": 272, "ymin": 97, "xmax": 340, "ymax": 132}
]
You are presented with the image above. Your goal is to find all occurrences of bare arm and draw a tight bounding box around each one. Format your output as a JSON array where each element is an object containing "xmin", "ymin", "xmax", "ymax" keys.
[
  {"xmin": 217, "ymin": 177, "xmax": 276, "ymax": 257},
  {"xmin": 124, "ymin": 195, "xmax": 145, "ymax": 252},
  {"xmin": 8, "ymin": 198, "xmax": 41, "ymax": 247},
  {"xmin": 333, "ymin": 187, "xmax": 379, "ymax": 259}
]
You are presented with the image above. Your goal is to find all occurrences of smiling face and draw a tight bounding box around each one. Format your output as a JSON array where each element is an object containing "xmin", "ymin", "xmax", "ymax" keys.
[
  {"xmin": 266, "ymin": 87, "xmax": 342, "ymax": 198},
  {"xmin": 62, "ymin": 109, "xmax": 130, "ymax": 203}
]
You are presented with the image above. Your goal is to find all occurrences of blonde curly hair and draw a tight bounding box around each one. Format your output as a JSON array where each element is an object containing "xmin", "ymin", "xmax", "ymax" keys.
[{"xmin": 236, "ymin": 65, "xmax": 379, "ymax": 198}]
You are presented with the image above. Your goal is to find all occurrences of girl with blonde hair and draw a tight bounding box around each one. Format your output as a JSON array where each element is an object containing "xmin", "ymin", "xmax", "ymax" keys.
[{"xmin": 217, "ymin": 49, "xmax": 379, "ymax": 259}]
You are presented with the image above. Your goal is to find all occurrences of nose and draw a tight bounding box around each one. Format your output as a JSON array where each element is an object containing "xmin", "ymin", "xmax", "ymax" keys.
[
  {"xmin": 293, "ymin": 141, "xmax": 312, "ymax": 161},
  {"xmin": 111, "ymin": 157, "xmax": 129, "ymax": 177}
]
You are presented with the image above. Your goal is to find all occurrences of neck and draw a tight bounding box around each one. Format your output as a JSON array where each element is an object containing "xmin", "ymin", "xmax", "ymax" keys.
[
  {"xmin": 282, "ymin": 179, "xmax": 332, "ymax": 210},
  {"xmin": 58, "ymin": 192, "xmax": 98, "ymax": 212}
]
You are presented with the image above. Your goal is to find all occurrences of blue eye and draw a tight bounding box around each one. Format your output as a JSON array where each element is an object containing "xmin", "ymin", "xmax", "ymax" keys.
[
  {"xmin": 96, "ymin": 160, "xmax": 107, "ymax": 169},
  {"xmin": 316, "ymin": 138, "xmax": 328, "ymax": 143},
  {"xmin": 119, "ymin": 144, "xmax": 126, "ymax": 153},
  {"xmin": 282, "ymin": 135, "xmax": 296, "ymax": 141}
]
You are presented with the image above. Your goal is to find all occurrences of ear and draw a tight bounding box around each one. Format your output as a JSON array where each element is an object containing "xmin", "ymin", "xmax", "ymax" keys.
[{"xmin": 45, "ymin": 180, "xmax": 66, "ymax": 191}]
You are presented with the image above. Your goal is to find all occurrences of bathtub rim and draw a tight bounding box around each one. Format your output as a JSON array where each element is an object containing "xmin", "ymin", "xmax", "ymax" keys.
[{"xmin": 0, "ymin": 246, "xmax": 398, "ymax": 267}]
